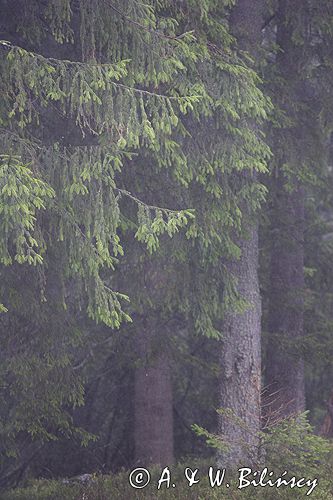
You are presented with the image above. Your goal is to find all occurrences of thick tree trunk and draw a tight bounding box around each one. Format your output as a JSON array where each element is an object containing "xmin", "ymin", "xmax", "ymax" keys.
[
  {"xmin": 218, "ymin": 0, "xmax": 264, "ymax": 467},
  {"xmin": 264, "ymin": 0, "xmax": 306, "ymax": 423},
  {"xmin": 265, "ymin": 181, "xmax": 305, "ymax": 421},
  {"xmin": 219, "ymin": 229, "xmax": 262, "ymax": 465},
  {"xmin": 134, "ymin": 315, "xmax": 174, "ymax": 466}
]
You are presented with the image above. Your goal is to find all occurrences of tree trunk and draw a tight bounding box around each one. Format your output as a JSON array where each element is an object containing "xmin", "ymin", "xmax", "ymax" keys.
[
  {"xmin": 219, "ymin": 230, "xmax": 262, "ymax": 465},
  {"xmin": 319, "ymin": 389, "xmax": 333, "ymax": 437},
  {"xmin": 264, "ymin": 181, "xmax": 305, "ymax": 421},
  {"xmin": 134, "ymin": 314, "xmax": 174, "ymax": 466},
  {"xmin": 218, "ymin": 0, "xmax": 264, "ymax": 467},
  {"xmin": 264, "ymin": 0, "xmax": 306, "ymax": 423}
]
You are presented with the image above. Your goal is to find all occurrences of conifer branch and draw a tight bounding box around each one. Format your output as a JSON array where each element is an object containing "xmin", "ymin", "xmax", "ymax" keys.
[
  {"xmin": 0, "ymin": 40, "xmax": 200, "ymax": 101},
  {"xmin": 102, "ymin": 1, "xmax": 191, "ymax": 42},
  {"xmin": 114, "ymin": 187, "xmax": 184, "ymax": 213}
]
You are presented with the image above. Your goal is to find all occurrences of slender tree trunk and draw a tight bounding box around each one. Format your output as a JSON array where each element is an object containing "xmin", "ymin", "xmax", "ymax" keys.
[
  {"xmin": 319, "ymin": 389, "xmax": 333, "ymax": 437},
  {"xmin": 264, "ymin": 0, "xmax": 306, "ymax": 423},
  {"xmin": 218, "ymin": 0, "xmax": 264, "ymax": 467},
  {"xmin": 134, "ymin": 314, "xmax": 174, "ymax": 466}
]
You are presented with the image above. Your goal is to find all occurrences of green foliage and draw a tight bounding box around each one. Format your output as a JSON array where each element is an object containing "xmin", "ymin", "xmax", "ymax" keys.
[
  {"xmin": 135, "ymin": 204, "xmax": 195, "ymax": 254},
  {"xmin": 0, "ymin": 0, "xmax": 272, "ymax": 339},
  {"xmin": 0, "ymin": 154, "xmax": 54, "ymax": 266},
  {"xmin": 192, "ymin": 412, "xmax": 333, "ymax": 499},
  {"xmin": 263, "ymin": 413, "xmax": 332, "ymax": 483},
  {"xmin": 0, "ymin": 263, "xmax": 96, "ymax": 469}
]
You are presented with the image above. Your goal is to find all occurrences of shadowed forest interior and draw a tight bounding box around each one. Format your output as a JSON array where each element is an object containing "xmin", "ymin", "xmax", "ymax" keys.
[{"xmin": 1, "ymin": 0, "xmax": 333, "ymax": 498}]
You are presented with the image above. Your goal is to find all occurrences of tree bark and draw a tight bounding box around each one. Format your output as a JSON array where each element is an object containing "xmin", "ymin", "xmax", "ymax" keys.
[
  {"xmin": 319, "ymin": 389, "xmax": 333, "ymax": 437},
  {"xmin": 132, "ymin": 256, "xmax": 175, "ymax": 467},
  {"xmin": 264, "ymin": 182, "xmax": 305, "ymax": 421},
  {"xmin": 219, "ymin": 230, "xmax": 262, "ymax": 465},
  {"xmin": 134, "ymin": 314, "xmax": 174, "ymax": 466},
  {"xmin": 264, "ymin": 0, "xmax": 306, "ymax": 423},
  {"xmin": 218, "ymin": 0, "xmax": 264, "ymax": 467}
]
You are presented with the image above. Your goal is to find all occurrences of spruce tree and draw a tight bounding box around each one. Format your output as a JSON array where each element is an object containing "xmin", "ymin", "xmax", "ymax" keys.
[
  {"xmin": 263, "ymin": 0, "xmax": 333, "ymax": 422},
  {"xmin": 0, "ymin": 0, "xmax": 271, "ymax": 477},
  {"xmin": 0, "ymin": 0, "xmax": 202, "ymax": 478},
  {"xmin": 264, "ymin": 0, "xmax": 306, "ymax": 420},
  {"xmin": 218, "ymin": 0, "xmax": 267, "ymax": 467}
]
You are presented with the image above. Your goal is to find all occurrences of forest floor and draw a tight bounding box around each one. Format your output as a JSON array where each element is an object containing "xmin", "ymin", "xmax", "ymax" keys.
[{"xmin": 1, "ymin": 463, "xmax": 332, "ymax": 500}]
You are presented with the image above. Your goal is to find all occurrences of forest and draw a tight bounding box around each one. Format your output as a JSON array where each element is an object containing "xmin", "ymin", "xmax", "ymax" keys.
[{"xmin": 1, "ymin": 0, "xmax": 333, "ymax": 499}]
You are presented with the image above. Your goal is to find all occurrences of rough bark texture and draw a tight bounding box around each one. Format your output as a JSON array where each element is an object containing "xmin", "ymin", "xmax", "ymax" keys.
[
  {"xmin": 264, "ymin": 0, "xmax": 306, "ymax": 423},
  {"xmin": 219, "ymin": 228, "xmax": 262, "ymax": 465},
  {"xmin": 134, "ymin": 315, "xmax": 174, "ymax": 466},
  {"xmin": 218, "ymin": 0, "xmax": 264, "ymax": 467}
]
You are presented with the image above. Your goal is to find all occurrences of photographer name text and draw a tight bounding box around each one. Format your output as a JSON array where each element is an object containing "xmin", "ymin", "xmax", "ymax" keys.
[{"xmin": 128, "ymin": 466, "xmax": 318, "ymax": 496}]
